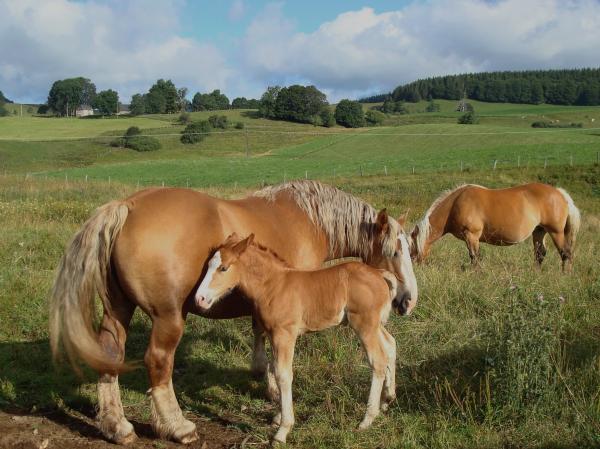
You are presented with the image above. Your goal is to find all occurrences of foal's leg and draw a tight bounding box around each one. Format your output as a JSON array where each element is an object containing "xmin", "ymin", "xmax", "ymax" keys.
[
  {"xmin": 354, "ymin": 325, "xmax": 387, "ymax": 430},
  {"xmin": 532, "ymin": 226, "xmax": 547, "ymax": 268},
  {"xmin": 379, "ymin": 327, "xmax": 396, "ymax": 410},
  {"xmin": 96, "ymin": 299, "xmax": 136, "ymax": 444},
  {"xmin": 270, "ymin": 329, "xmax": 296, "ymax": 444},
  {"xmin": 251, "ymin": 316, "xmax": 268, "ymax": 377},
  {"xmin": 145, "ymin": 315, "xmax": 198, "ymax": 444},
  {"xmin": 547, "ymin": 231, "xmax": 572, "ymax": 272}
]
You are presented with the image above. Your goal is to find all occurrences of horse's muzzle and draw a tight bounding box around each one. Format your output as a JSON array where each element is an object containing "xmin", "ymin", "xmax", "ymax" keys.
[{"xmin": 393, "ymin": 291, "xmax": 413, "ymax": 316}]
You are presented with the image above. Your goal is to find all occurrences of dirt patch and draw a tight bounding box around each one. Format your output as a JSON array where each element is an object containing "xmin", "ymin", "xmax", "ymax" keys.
[{"xmin": 0, "ymin": 410, "xmax": 245, "ymax": 449}]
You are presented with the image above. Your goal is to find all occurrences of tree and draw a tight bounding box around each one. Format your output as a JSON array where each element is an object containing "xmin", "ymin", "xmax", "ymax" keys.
[
  {"xmin": 47, "ymin": 77, "xmax": 96, "ymax": 116},
  {"xmin": 177, "ymin": 87, "xmax": 189, "ymax": 112},
  {"xmin": 320, "ymin": 108, "xmax": 335, "ymax": 127},
  {"xmin": 0, "ymin": 93, "xmax": 7, "ymax": 117},
  {"xmin": 93, "ymin": 89, "xmax": 119, "ymax": 115},
  {"xmin": 208, "ymin": 114, "xmax": 228, "ymax": 129},
  {"xmin": 458, "ymin": 111, "xmax": 479, "ymax": 124},
  {"xmin": 258, "ymin": 86, "xmax": 281, "ymax": 118},
  {"xmin": 425, "ymin": 100, "xmax": 440, "ymax": 112},
  {"xmin": 334, "ymin": 99, "xmax": 364, "ymax": 128},
  {"xmin": 130, "ymin": 94, "xmax": 146, "ymax": 115},
  {"xmin": 273, "ymin": 85, "xmax": 328, "ymax": 123},
  {"xmin": 146, "ymin": 79, "xmax": 178, "ymax": 113},
  {"xmin": 191, "ymin": 89, "xmax": 229, "ymax": 111},
  {"xmin": 37, "ymin": 104, "xmax": 49, "ymax": 115}
]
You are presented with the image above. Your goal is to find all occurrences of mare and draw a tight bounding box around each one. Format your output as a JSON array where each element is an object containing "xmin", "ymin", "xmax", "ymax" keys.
[
  {"xmin": 195, "ymin": 233, "xmax": 416, "ymax": 444},
  {"xmin": 410, "ymin": 183, "xmax": 580, "ymax": 270},
  {"xmin": 50, "ymin": 180, "xmax": 418, "ymax": 444}
]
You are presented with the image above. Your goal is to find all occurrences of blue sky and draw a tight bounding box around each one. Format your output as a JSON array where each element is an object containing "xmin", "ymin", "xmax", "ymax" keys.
[{"xmin": 1, "ymin": 0, "xmax": 599, "ymax": 104}]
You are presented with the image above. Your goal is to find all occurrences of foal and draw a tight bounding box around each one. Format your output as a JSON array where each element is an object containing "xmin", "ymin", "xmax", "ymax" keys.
[{"xmin": 196, "ymin": 233, "xmax": 414, "ymax": 444}]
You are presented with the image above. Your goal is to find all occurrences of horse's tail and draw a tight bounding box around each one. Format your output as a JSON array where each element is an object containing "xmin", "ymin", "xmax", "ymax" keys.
[
  {"xmin": 557, "ymin": 188, "xmax": 581, "ymax": 252},
  {"xmin": 49, "ymin": 200, "xmax": 131, "ymax": 374},
  {"xmin": 380, "ymin": 270, "xmax": 398, "ymax": 302}
]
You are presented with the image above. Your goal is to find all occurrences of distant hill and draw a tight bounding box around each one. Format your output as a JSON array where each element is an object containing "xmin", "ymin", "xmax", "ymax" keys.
[{"xmin": 361, "ymin": 68, "xmax": 600, "ymax": 106}]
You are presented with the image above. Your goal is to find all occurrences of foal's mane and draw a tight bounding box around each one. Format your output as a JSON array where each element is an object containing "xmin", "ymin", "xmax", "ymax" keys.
[
  {"xmin": 254, "ymin": 180, "xmax": 391, "ymax": 259},
  {"xmin": 412, "ymin": 184, "xmax": 485, "ymax": 256}
]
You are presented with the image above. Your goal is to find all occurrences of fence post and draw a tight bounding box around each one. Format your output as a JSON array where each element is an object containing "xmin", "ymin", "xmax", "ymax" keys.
[
  {"xmin": 283, "ymin": 170, "xmax": 286, "ymax": 183},
  {"xmin": 108, "ymin": 176, "xmax": 111, "ymax": 186},
  {"xmin": 412, "ymin": 166, "xmax": 415, "ymax": 174},
  {"xmin": 493, "ymin": 160, "xmax": 497, "ymax": 170},
  {"xmin": 569, "ymin": 155, "xmax": 573, "ymax": 167},
  {"xmin": 305, "ymin": 170, "xmax": 308, "ymax": 179},
  {"xmin": 333, "ymin": 168, "xmax": 336, "ymax": 178},
  {"xmin": 384, "ymin": 165, "xmax": 387, "ymax": 176},
  {"xmin": 162, "ymin": 181, "xmax": 165, "ymax": 187},
  {"xmin": 245, "ymin": 129, "xmax": 249, "ymax": 158},
  {"xmin": 544, "ymin": 158, "xmax": 547, "ymax": 169},
  {"xmin": 186, "ymin": 179, "xmax": 189, "ymax": 188},
  {"xmin": 137, "ymin": 180, "xmax": 140, "ymax": 189},
  {"xmin": 359, "ymin": 165, "xmax": 363, "ymax": 177},
  {"xmin": 460, "ymin": 161, "xmax": 463, "ymax": 172},
  {"xmin": 517, "ymin": 155, "xmax": 520, "ymax": 168},
  {"xmin": 85, "ymin": 174, "xmax": 88, "ymax": 183}
]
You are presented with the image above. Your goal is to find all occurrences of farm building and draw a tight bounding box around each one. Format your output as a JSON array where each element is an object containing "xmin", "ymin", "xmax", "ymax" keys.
[{"xmin": 75, "ymin": 105, "xmax": 94, "ymax": 117}]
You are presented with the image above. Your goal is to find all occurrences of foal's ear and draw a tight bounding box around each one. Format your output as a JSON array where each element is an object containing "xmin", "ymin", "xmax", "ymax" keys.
[
  {"xmin": 232, "ymin": 233, "xmax": 254, "ymax": 255},
  {"xmin": 224, "ymin": 232, "xmax": 240, "ymax": 244},
  {"xmin": 376, "ymin": 208, "xmax": 390, "ymax": 232}
]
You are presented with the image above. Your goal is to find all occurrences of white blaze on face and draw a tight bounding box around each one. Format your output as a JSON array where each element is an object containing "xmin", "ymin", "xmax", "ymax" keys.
[
  {"xmin": 195, "ymin": 251, "xmax": 222, "ymax": 309},
  {"xmin": 398, "ymin": 233, "xmax": 418, "ymax": 313}
]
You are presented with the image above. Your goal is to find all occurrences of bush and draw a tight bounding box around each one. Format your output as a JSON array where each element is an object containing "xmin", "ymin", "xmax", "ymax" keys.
[
  {"xmin": 531, "ymin": 121, "xmax": 582, "ymax": 128},
  {"xmin": 181, "ymin": 120, "xmax": 211, "ymax": 144},
  {"xmin": 320, "ymin": 108, "xmax": 336, "ymax": 128},
  {"xmin": 425, "ymin": 100, "xmax": 441, "ymax": 112},
  {"xmin": 365, "ymin": 110, "xmax": 385, "ymax": 126},
  {"xmin": 178, "ymin": 112, "xmax": 191, "ymax": 124},
  {"xmin": 208, "ymin": 114, "xmax": 228, "ymax": 129},
  {"xmin": 457, "ymin": 111, "xmax": 479, "ymax": 124},
  {"xmin": 126, "ymin": 136, "xmax": 161, "ymax": 152},
  {"xmin": 335, "ymin": 99, "xmax": 365, "ymax": 128},
  {"xmin": 125, "ymin": 126, "xmax": 141, "ymax": 137},
  {"xmin": 235, "ymin": 121, "xmax": 245, "ymax": 129}
]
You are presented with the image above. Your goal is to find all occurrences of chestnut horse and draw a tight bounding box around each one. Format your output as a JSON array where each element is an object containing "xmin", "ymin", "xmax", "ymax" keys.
[
  {"xmin": 50, "ymin": 180, "xmax": 417, "ymax": 445},
  {"xmin": 410, "ymin": 183, "xmax": 580, "ymax": 270},
  {"xmin": 195, "ymin": 233, "xmax": 415, "ymax": 444}
]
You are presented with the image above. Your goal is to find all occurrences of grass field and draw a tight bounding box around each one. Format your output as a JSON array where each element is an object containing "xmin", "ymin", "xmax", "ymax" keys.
[{"xmin": 1, "ymin": 103, "xmax": 600, "ymax": 448}]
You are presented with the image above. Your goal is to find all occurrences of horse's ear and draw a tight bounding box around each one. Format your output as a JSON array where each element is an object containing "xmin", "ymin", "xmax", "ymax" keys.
[
  {"xmin": 397, "ymin": 209, "xmax": 410, "ymax": 228},
  {"xmin": 376, "ymin": 208, "xmax": 390, "ymax": 233},
  {"xmin": 232, "ymin": 234, "xmax": 253, "ymax": 255}
]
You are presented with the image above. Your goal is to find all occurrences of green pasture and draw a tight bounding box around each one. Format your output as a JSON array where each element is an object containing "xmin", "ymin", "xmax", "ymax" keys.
[
  {"xmin": 1, "ymin": 103, "xmax": 600, "ymax": 447},
  {"xmin": 0, "ymin": 165, "xmax": 599, "ymax": 449}
]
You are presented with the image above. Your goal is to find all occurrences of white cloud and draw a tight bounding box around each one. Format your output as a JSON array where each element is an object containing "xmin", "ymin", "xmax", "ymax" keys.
[
  {"xmin": 0, "ymin": 0, "xmax": 233, "ymax": 103},
  {"xmin": 241, "ymin": 0, "xmax": 600, "ymax": 101},
  {"xmin": 228, "ymin": 0, "xmax": 245, "ymax": 22}
]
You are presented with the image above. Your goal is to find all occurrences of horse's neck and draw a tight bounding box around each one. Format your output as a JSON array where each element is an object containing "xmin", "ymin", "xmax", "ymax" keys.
[
  {"xmin": 238, "ymin": 249, "xmax": 287, "ymax": 304},
  {"xmin": 427, "ymin": 192, "xmax": 461, "ymax": 243}
]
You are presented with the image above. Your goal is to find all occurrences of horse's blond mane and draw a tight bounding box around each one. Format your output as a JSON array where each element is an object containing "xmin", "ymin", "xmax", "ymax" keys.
[
  {"xmin": 254, "ymin": 180, "xmax": 397, "ymax": 259},
  {"xmin": 412, "ymin": 184, "xmax": 485, "ymax": 256}
]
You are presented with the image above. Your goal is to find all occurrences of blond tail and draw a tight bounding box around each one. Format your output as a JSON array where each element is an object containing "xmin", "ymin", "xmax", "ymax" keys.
[
  {"xmin": 557, "ymin": 188, "xmax": 581, "ymax": 252},
  {"xmin": 49, "ymin": 201, "xmax": 130, "ymax": 374}
]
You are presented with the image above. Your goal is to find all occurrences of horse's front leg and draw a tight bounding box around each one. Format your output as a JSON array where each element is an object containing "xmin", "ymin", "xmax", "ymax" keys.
[
  {"xmin": 270, "ymin": 329, "xmax": 297, "ymax": 444},
  {"xmin": 251, "ymin": 315, "xmax": 268, "ymax": 376},
  {"xmin": 464, "ymin": 230, "xmax": 482, "ymax": 267},
  {"xmin": 146, "ymin": 315, "xmax": 198, "ymax": 444}
]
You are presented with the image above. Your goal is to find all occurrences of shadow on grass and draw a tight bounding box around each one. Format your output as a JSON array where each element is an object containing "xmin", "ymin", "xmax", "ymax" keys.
[{"xmin": 0, "ymin": 318, "xmax": 260, "ymax": 437}]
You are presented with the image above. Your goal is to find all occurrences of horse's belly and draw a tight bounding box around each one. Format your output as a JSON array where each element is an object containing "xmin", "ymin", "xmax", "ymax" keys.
[{"xmin": 480, "ymin": 227, "xmax": 530, "ymax": 245}]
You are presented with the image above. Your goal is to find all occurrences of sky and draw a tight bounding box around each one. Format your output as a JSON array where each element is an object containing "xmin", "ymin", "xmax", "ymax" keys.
[{"xmin": 1, "ymin": 0, "xmax": 599, "ymax": 104}]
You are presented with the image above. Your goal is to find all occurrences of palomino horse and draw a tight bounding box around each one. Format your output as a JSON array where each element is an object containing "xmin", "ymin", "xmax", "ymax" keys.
[
  {"xmin": 50, "ymin": 180, "xmax": 418, "ymax": 445},
  {"xmin": 410, "ymin": 183, "xmax": 580, "ymax": 270},
  {"xmin": 195, "ymin": 233, "xmax": 416, "ymax": 444}
]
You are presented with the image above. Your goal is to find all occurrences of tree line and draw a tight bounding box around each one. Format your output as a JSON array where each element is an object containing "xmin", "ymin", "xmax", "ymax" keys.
[
  {"xmin": 362, "ymin": 68, "xmax": 600, "ymax": 106},
  {"xmin": 0, "ymin": 90, "xmax": 10, "ymax": 116}
]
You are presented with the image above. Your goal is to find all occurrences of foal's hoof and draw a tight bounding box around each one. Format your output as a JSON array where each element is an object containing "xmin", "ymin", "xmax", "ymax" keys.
[
  {"xmin": 99, "ymin": 416, "xmax": 137, "ymax": 445},
  {"xmin": 115, "ymin": 431, "xmax": 138, "ymax": 445}
]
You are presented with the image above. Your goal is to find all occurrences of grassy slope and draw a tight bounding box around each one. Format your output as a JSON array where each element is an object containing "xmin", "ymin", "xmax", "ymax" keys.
[{"xmin": 1, "ymin": 165, "xmax": 599, "ymax": 448}]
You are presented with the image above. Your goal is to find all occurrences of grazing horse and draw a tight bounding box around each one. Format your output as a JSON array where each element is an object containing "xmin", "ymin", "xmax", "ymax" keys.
[
  {"xmin": 195, "ymin": 233, "xmax": 416, "ymax": 444},
  {"xmin": 50, "ymin": 180, "xmax": 418, "ymax": 445},
  {"xmin": 410, "ymin": 183, "xmax": 580, "ymax": 270}
]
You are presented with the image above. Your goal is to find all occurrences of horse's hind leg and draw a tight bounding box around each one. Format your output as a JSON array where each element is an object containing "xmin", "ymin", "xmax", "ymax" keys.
[
  {"xmin": 532, "ymin": 226, "xmax": 547, "ymax": 268},
  {"xmin": 146, "ymin": 315, "xmax": 198, "ymax": 444},
  {"xmin": 548, "ymin": 231, "xmax": 572, "ymax": 272},
  {"xmin": 96, "ymin": 286, "xmax": 136, "ymax": 444},
  {"xmin": 464, "ymin": 230, "xmax": 482, "ymax": 267}
]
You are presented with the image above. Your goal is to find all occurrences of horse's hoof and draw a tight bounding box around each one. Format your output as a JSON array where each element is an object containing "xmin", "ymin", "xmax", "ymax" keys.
[
  {"xmin": 174, "ymin": 419, "xmax": 199, "ymax": 444},
  {"xmin": 115, "ymin": 431, "xmax": 138, "ymax": 445}
]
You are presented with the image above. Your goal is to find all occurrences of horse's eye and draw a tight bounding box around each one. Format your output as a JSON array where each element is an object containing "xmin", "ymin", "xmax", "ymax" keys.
[
  {"xmin": 219, "ymin": 265, "xmax": 228, "ymax": 272},
  {"xmin": 394, "ymin": 251, "xmax": 399, "ymax": 258}
]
